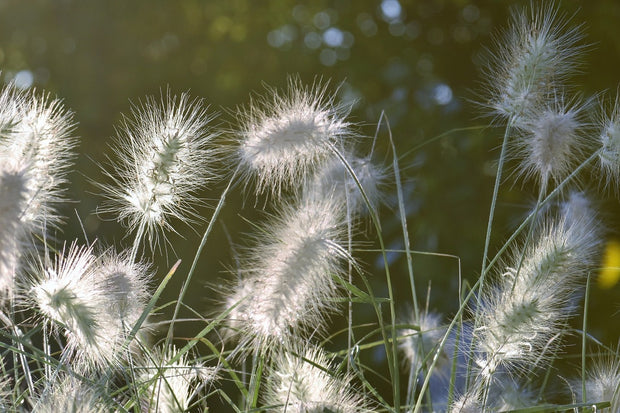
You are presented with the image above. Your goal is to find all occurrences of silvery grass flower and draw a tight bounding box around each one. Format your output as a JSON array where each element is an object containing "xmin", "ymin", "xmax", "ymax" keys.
[
  {"xmin": 597, "ymin": 94, "xmax": 620, "ymax": 192},
  {"xmin": 139, "ymin": 346, "xmax": 216, "ymax": 413},
  {"xmin": 512, "ymin": 96, "xmax": 586, "ymax": 190},
  {"xmin": 0, "ymin": 85, "xmax": 76, "ymax": 297},
  {"xmin": 100, "ymin": 91, "xmax": 217, "ymax": 254},
  {"xmin": 236, "ymin": 78, "xmax": 354, "ymax": 197},
  {"xmin": 0, "ymin": 86, "xmax": 76, "ymax": 231},
  {"xmin": 304, "ymin": 150, "xmax": 387, "ymax": 218},
  {"xmin": 27, "ymin": 242, "xmax": 152, "ymax": 372},
  {"xmin": 263, "ymin": 346, "xmax": 372, "ymax": 412},
  {"xmin": 474, "ymin": 192, "xmax": 601, "ymax": 382},
  {"xmin": 0, "ymin": 165, "xmax": 28, "ymax": 297},
  {"xmin": 399, "ymin": 310, "xmax": 446, "ymax": 376},
  {"xmin": 481, "ymin": 3, "xmax": 585, "ymax": 124},
  {"xmin": 224, "ymin": 195, "xmax": 352, "ymax": 352},
  {"xmin": 571, "ymin": 349, "xmax": 620, "ymax": 412},
  {"xmin": 32, "ymin": 375, "xmax": 109, "ymax": 413}
]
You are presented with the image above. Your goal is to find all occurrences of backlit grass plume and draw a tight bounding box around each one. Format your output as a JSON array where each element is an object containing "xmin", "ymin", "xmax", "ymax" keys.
[
  {"xmin": 0, "ymin": 165, "xmax": 28, "ymax": 298},
  {"xmin": 32, "ymin": 375, "xmax": 109, "ymax": 413},
  {"xmin": 0, "ymin": 86, "xmax": 75, "ymax": 297},
  {"xmin": 27, "ymin": 242, "xmax": 152, "ymax": 371},
  {"xmin": 100, "ymin": 91, "xmax": 217, "ymax": 254},
  {"xmin": 471, "ymin": 193, "xmax": 601, "ymax": 393},
  {"xmin": 0, "ymin": 86, "xmax": 76, "ymax": 231},
  {"xmin": 571, "ymin": 349, "xmax": 620, "ymax": 412},
  {"xmin": 304, "ymin": 150, "xmax": 386, "ymax": 217},
  {"xmin": 236, "ymin": 78, "xmax": 354, "ymax": 197},
  {"xmin": 139, "ymin": 346, "xmax": 216, "ymax": 413},
  {"xmin": 597, "ymin": 94, "xmax": 620, "ymax": 191},
  {"xmin": 225, "ymin": 195, "xmax": 352, "ymax": 352},
  {"xmin": 263, "ymin": 346, "xmax": 371, "ymax": 412},
  {"xmin": 513, "ymin": 97, "xmax": 585, "ymax": 189},
  {"xmin": 482, "ymin": 3, "xmax": 585, "ymax": 123}
]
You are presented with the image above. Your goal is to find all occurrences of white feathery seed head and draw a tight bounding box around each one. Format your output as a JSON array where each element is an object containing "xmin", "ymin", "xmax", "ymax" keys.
[
  {"xmin": 513, "ymin": 96, "xmax": 585, "ymax": 189},
  {"xmin": 483, "ymin": 3, "xmax": 585, "ymax": 123},
  {"xmin": 0, "ymin": 86, "xmax": 76, "ymax": 232},
  {"xmin": 140, "ymin": 346, "xmax": 216, "ymax": 413},
  {"xmin": 449, "ymin": 393, "xmax": 482, "ymax": 413},
  {"xmin": 263, "ymin": 346, "xmax": 371, "ymax": 412},
  {"xmin": 100, "ymin": 91, "xmax": 217, "ymax": 251},
  {"xmin": 96, "ymin": 248, "xmax": 152, "ymax": 329},
  {"xmin": 32, "ymin": 375, "xmax": 108, "ymax": 413},
  {"xmin": 225, "ymin": 195, "xmax": 352, "ymax": 351},
  {"xmin": 29, "ymin": 242, "xmax": 100, "ymax": 347},
  {"xmin": 0, "ymin": 163, "xmax": 29, "ymax": 298},
  {"xmin": 236, "ymin": 77, "xmax": 354, "ymax": 197},
  {"xmin": 476, "ymin": 193, "xmax": 600, "ymax": 377},
  {"xmin": 304, "ymin": 150, "xmax": 386, "ymax": 217},
  {"xmin": 597, "ymin": 94, "xmax": 620, "ymax": 191},
  {"xmin": 27, "ymin": 242, "xmax": 151, "ymax": 371},
  {"xmin": 399, "ymin": 310, "xmax": 446, "ymax": 373},
  {"xmin": 572, "ymin": 350, "xmax": 620, "ymax": 412}
]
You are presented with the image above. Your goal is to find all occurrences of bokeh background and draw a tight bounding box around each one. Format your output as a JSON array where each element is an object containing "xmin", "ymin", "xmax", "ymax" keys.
[{"xmin": 1, "ymin": 0, "xmax": 619, "ymax": 406}]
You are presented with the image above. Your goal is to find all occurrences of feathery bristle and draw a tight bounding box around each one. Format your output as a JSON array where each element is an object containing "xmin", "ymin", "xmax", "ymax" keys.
[
  {"xmin": 482, "ymin": 3, "xmax": 585, "ymax": 123},
  {"xmin": 100, "ymin": 91, "xmax": 217, "ymax": 252},
  {"xmin": 236, "ymin": 78, "xmax": 354, "ymax": 197},
  {"xmin": 263, "ymin": 346, "xmax": 371, "ymax": 412},
  {"xmin": 225, "ymin": 195, "xmax": 351, "ymax": 351}
]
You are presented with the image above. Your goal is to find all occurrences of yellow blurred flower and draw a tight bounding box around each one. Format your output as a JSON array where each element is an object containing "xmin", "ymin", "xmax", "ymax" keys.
[{"xmin": 599, "ymin": 239, "xmax": 620, "ymax": 288}]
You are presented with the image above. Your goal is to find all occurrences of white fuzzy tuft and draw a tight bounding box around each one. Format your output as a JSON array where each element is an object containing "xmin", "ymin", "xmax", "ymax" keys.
[
  {"xmin": 572, "ymin": 350, "xmax": 620, "ymax": 412},
  {"xmin": 236, "ymin": 78, "xmax": 354, "ymax": 197},
  {"xmin": 597, "ymin": 94, "xmax": 620, "ymax": 192},
  {"xmin": 0, "ymin": 164, "xmax": 29, "ymax": 298},
  {"xmin": 513, "ymin": 97, "xmax": 585, "ymax": 189},
  {"xmin": 475, "ymin": 192, "xmax": 600, "ymax": 379},
  {"xmin": 0, "ymin": 86, "xmax": 76, "ymax": 232},
  {"xmin": 263, "ymin": 346, "xmax": 371, "ymax": 412},
  {"xmin": 225, "ymin": 195, "xmax": 352, "ymax": 351},
  {"xmin": 28, "ymin": 242, "xmax": 152, "ymax": 371},
  {"xmin": 100, "ymin": 91, "xmax": 217, "ymax": 252},
  {"xmin": 482, "ymin": 3, "xmax": 585, "ymax": 123},
  {"xmin": 304, "ymin": 151, "xmax": 386, "ymax": 217},
  {"xmin": 140, "ymin": 346, "xmax": 216, "ymax": 413},
  {"xmin": 32, "ymin": 375, "xmax": 108, "ymax": 413}
]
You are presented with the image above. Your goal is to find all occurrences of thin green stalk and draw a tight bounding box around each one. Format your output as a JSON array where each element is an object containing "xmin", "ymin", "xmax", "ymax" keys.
[
  {"xmin": 0, "ymin": 310, "xmax": 33, "ymax": 396},
  {"xmin": 582, "ymin": 272, "xmax": 593, "ymax": 404},
  {"xmin": 478, "ymin": 120, "xmax": 512, "ymax": 309},
  {"xmin": 166, "ymin": 167, "xmax": 239, "ymax": 345},
  {"xmin": 329, "ymin": 142, "xmax": 399, "ymax": 411},
  {"xmin": 247, "ymin": 350, "xmax": 264, "ymax": 410}
]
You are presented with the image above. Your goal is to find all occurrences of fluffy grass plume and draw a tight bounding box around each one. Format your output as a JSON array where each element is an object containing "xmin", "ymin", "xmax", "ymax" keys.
[
  {"xmin": 0, "ymin": 86, "xmax": 76, "ymax": 231},
  {"xmin": 27, "ymin": 242, "xmax": 152, "ymax": 371},
  {"xmin": 304, "ymin": 150, "xmax": 386, "ymax": 217},
  {"xmin": 482, "ymin": 2, "xmax": 585, "ymax": 123},
  {"xmin": 236, "ymin": 77, "xmax": 354, "ymax": 197},
  {"xmin": 139, "ymin": 346, "xmax": 216, "ymax": 413},
  {"xmin": 513, "ymin": 97, "xmax": 586, "ymax": 189},
  {"xmin": 100, "ymin": 91, "xmax": 217, "ymax": 253},
  {"xmin": 263, "ymin": 346, "xmax": 371, "ymax": 412},
  {"xmin": 225, "ymin": 195, "xmax": 352, "ymax": 352},
  {"xmin": 473, "ymin": 193, "xmax": 601, "ymax": 389}
]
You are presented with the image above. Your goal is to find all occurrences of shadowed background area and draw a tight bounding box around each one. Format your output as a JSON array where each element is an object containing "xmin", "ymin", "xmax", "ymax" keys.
[{"xmin": 1, "ymin": 0, "xmax": 619, "ymax": 406}]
